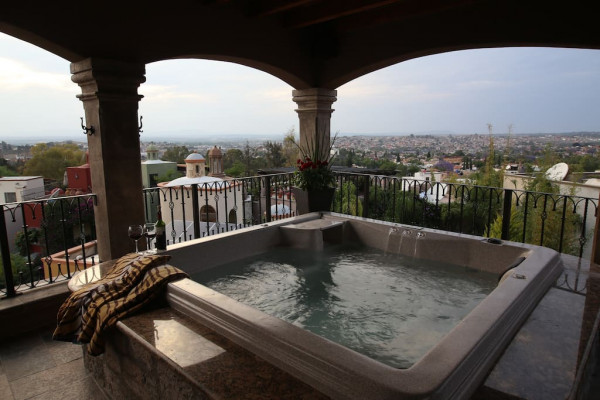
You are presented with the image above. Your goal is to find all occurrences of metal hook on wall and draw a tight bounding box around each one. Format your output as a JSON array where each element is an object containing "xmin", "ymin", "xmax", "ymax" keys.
[
  {"xmin": 138, "ymin": 116, "xmax": 143, "ymax": 136},
  {"xmin": 81, "ymin": 117, "xmax": 95, "ymax": 135}
]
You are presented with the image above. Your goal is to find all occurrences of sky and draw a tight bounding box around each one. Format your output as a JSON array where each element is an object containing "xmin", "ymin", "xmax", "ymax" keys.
[{"xmin": 1, "ymin": 31, "xmax": 600, "ymax": 143}]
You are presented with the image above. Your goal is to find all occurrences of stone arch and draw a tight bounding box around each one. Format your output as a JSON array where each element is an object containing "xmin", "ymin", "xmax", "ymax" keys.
[
  {"xmin": 200, "ymin": 205, "xmax": 217, "ymax": 222},
  {"xmin": 228, "ymin": 209, "xmax": 237, "ymax": 224}
]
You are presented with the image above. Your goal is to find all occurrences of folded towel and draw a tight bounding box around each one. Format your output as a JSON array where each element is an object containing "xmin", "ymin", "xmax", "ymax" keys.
[
  {"xmin": 53, "ymin": 253, "xmax": 187, "ymax": 355},
  {"xmin": 85, "ymin": 264, "xmax": 188, "ymax": 355}
]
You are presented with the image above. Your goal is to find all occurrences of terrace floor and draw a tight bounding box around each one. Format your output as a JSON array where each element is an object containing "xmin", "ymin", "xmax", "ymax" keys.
[{"xmin": 0, "ymin": 325, "xmax": 107, "ymax": 400}]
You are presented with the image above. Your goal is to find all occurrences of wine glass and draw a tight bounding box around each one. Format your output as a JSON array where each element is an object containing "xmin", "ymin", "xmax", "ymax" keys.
[
  {"xmin": 144, "ymin": 222, "xmax": 157, "ymax": 254},
  {"xmin": 128, "ymin": 224, "xmax": 144, "ymax": 254}
]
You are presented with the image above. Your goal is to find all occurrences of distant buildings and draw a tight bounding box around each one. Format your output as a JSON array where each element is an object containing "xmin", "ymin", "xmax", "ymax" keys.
[
  {"xmin": 0, "ymin": 176, "xmax": 45, "ymax": 254},
  {"xmin": 141, "ymin": 145, "xmax": 177, "ymax": 188},
  {"xmin": 0, "ymin": 176, "xmax": 44, "ymax": 204},
  {"xmin": 64, "ymin": 152, "xmax": 92, "ymax": 196},
  {"xmin": 156, "ymin": 147, "xmax": 244, "ymax": 243}
]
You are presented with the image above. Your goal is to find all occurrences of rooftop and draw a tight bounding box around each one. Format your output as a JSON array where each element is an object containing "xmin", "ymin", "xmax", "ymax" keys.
[{"xmin": 0, "ymin": 177, "xmax": 43, "ymax": 181}]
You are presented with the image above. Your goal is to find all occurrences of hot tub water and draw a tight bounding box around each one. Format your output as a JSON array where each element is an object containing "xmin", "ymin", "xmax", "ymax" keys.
[{"xmin": 191, "ymin": 244, "xmax": 497, "ymax": 368}]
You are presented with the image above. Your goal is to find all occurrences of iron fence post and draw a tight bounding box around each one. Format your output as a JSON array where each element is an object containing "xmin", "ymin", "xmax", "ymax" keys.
[
  {"xmin": 362, "ymin": 176, "xmax": 370, "ymax": 218},
  {"xmin": 265, "ymin": 176, "xmax": 272, "ymax": 222},
  {"xmin": 192, "ymin": 184, "xmax": 200, "ymax": 239},
  {"xmin": 0, "ymin": 209, "xmax": 16, "ymax": 297},
  {"xmin": 501, "ymin": 189, "xmax": 513, "ymax": 240}
]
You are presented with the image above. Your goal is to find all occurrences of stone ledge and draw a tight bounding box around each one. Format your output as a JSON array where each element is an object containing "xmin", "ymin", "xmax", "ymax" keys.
[
  {"xmin": 0, "ymin": 281, "xmax": 70, "ymax": 340},
  {"xmin": 86, "ymin": 306, "xmax": 328, "ymax": 400}
]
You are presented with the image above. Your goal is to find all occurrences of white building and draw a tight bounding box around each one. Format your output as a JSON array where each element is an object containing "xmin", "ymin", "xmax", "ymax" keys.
[
  {"xmin": 157, "ymin": 150, "xmax": 244, "ymax": 243},
  {"xmin": 0, "ymin": 176, "xmax": 45, "ymax": 204},
  {"xmin": 0, "ymin": 176, "xmax": 45, "ymax": 253}
]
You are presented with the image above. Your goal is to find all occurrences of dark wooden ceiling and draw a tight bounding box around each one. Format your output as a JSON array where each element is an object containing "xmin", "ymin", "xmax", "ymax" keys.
[{"xmin": 1, "ymin": 0, "xmax": 599, "ymax": 88}]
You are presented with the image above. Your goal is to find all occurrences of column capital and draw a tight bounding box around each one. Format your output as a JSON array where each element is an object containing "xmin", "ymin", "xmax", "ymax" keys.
[
  {"xmin": 71, "ymin": 58, "xmax": 146, "ymax": 102},
  {"xmin": 292, "ymin": 88, "xmax": 337, "ymax": 112}
]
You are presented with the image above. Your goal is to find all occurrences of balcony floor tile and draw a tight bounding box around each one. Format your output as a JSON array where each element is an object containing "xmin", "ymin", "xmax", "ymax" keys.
[
  {"xmin": 0, "ymin": 331, "xmax": 57, "ymax": 382},
  {"xmin": 40, "ymin": 331, "xmax": 84, "ymax": 365},
  {"xmin": 9, "ymin": 357, "xmax": 87, "ymax": 400},
  {"xmin": 0, "ymin": 327, "xmax": 108, "ymax": 400},
  {"xmin": 26, "ymin": 374, "xmax": 107, "ymax": 400},
  {"xmin": 0, "ymin": 372, "xmax": 13, "ymax": 400}
]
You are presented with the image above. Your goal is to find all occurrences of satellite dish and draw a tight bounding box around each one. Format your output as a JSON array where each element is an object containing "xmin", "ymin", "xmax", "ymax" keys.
[{"xmin": 545, "ymin": 162, "xmax": 568, "ymax": 181}]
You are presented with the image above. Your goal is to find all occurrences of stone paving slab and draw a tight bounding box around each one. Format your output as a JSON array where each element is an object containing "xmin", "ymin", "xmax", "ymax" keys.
[
  {"xmin": 0, "ymin": 331, "xmax": 57, "ymax": 382},
  {"xmin": 0, "ymin": 327, "xmax": 108, "ymax": 400}
]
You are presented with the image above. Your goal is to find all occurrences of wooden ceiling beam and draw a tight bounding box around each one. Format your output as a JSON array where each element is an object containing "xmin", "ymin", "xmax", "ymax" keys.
[
  {"xmin": 255, "ymin": 0, "xmax": 319, "ymax": 17},
  {"xmin": 334, "ymin": 0, "xmax": 479, "ymax": 33},
  {"xmin": 281, "ymin": 0, "xmax": 407, "ymax": 29}
]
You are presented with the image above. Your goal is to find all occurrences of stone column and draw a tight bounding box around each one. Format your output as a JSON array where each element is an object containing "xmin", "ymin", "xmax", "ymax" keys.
[
  {"xmin": 71, "ymin": 58, "xmax": 146, "ymax": 261},
  {"xmin": 292, "ymin": 88, "xmax": 337, "ymax": 160}
]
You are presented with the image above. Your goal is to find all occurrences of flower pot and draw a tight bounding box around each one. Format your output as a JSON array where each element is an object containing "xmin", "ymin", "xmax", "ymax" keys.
[{"xmin": 292, "ymin": 187, "xmax": 335, "ymax": 215}]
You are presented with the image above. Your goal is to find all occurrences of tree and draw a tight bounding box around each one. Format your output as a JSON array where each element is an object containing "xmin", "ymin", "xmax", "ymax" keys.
[
  {"xmin": 15, "ymin": 229, "xmax": 40, "ymax": 256},
  {"xmin": 225, "ymin": 161, "xmax": 246, "ymax": 177},
  {"xmin": 263, "ymin": 140, "xmax": 285, "ymax": 168},
  {"xmin": 378, "ymin": 159, "xmax": 397, "ymax": 171},
  {"xmin": 332, "ymin": 182, "xmax": 363, "ymax": 216},
  {"xmin": 282, "ymin": 128, "xmax": 298, "ymax": 167},
  {"xmin": 223, "ymin": 149, "xmax": 244, "ymax": 171},
  {"xmin": 162, "ymin": 146, "xmax": 190, "ymax": 163},
  {"xmin": 538, "ymin": 144, "xmax": 560, "ymax": 170},
  {"xmin": 23, "ymin": 143, "xmax": 85, "ymax": 181},
  {"xmin": 242, "ymin": 141, "xmax": 258, "ymax": 176},
  {"xmin": 488, "ymin": 204, "xmax": 524, "ymax": 243},
  {"xmin": 580, "ymin": 155, "xmax": 600, "ymax": 172},
  {"xmin": 0, "ymin": 253, "xmax": 27, "ymax": 290},
  {"xmin": 331, "ymin": 148, "xmax": 355, "ymax": 168},
  {"xmin": 407, "ymin": 164, "xmax": 421, "ymax": 175},
  {"xmin": 487, "ymin": 175, "xmax": 583, "ymax": 256},
  {"xmin": 0, "ymin": 164, "xmax": 17, "ymax": 177},
  {"xmin": 156, "ymin": 170, "xmax": 182, "ymax": 184},
  {"xmin": 433, "ymin": 160, "xmax": 454, "ymax": 172}
]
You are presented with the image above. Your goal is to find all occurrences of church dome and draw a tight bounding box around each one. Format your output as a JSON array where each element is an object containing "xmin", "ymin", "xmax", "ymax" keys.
[
  {"xmin": 185, "ymin": 152, "xmax": 205, "ymax": 162},
  {"xmin": 208, "ymin": 146, "xmax": 222, "ymax": 157}
]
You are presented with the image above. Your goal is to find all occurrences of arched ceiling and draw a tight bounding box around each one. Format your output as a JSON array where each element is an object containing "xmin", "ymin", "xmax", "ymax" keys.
[{"xmin": 1, "ymin": 0, "xmax": 599, "ymax": 89}]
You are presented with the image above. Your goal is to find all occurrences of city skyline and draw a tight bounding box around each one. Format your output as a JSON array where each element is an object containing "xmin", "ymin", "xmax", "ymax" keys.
[{"xmin": 1, "ymin": 32, "xmax": 600, "ymax": 143}]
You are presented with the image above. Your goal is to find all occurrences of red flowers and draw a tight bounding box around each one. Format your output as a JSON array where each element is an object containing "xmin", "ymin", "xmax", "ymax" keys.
[
  {"xmin": 292, "ymin": 129, "xmax": 338, "ymax": 191},
  {"xmin": 297, "ymin": 157, "xmax": 329, "ymax": 171},
  {"xmin": 295, "ymin": 156, "xmax": 335, "ymax": 191}
]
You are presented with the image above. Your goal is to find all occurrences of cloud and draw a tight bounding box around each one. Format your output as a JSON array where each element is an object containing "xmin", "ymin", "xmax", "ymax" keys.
[
  {"xmin": 0, "ymin": 57, "xmax": 75, "ymax": 92},
  {"xmin": 340, "ymin": 79, "xmax": 452, "ymax": 102},
  {"xmin": 141, "ymin": 84, "xmax": 215, "ymax": 103},
  {"xmin": 454, "ymin": 79, "xmax": 510, "ymax": 93}
]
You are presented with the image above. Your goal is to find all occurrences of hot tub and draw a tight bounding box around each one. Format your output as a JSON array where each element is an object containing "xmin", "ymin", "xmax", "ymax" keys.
[{"xmin": 165, "ymin": 212, "xmax": 563, "ymax": 399}]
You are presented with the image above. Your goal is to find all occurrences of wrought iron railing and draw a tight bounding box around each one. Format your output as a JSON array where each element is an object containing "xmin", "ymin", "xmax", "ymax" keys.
[
  {"xmin": 1, "ymin": 172, "xmax": 598, "ymax": 298},
  {"xmin": 1, "ymin": 194, "xmax": 98, "ymax": 298},
  {"xmin": 142, "ymin": 173, "xmax": 298, "ymax": 244},
  {"xmin": 333, "ymin": 173, "xmax": 598, "ymax": 259}
]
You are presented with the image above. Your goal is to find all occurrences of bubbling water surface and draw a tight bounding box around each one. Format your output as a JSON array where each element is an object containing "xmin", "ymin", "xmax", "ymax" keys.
[{"xmin": 192, "ymin": 244, "xmax": 497, "ymax": 368}]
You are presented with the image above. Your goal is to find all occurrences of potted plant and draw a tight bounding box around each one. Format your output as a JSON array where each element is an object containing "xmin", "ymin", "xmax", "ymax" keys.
[{"xmin": 292, "ymin": 129, "xmax": 337, "ymax": 214}]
